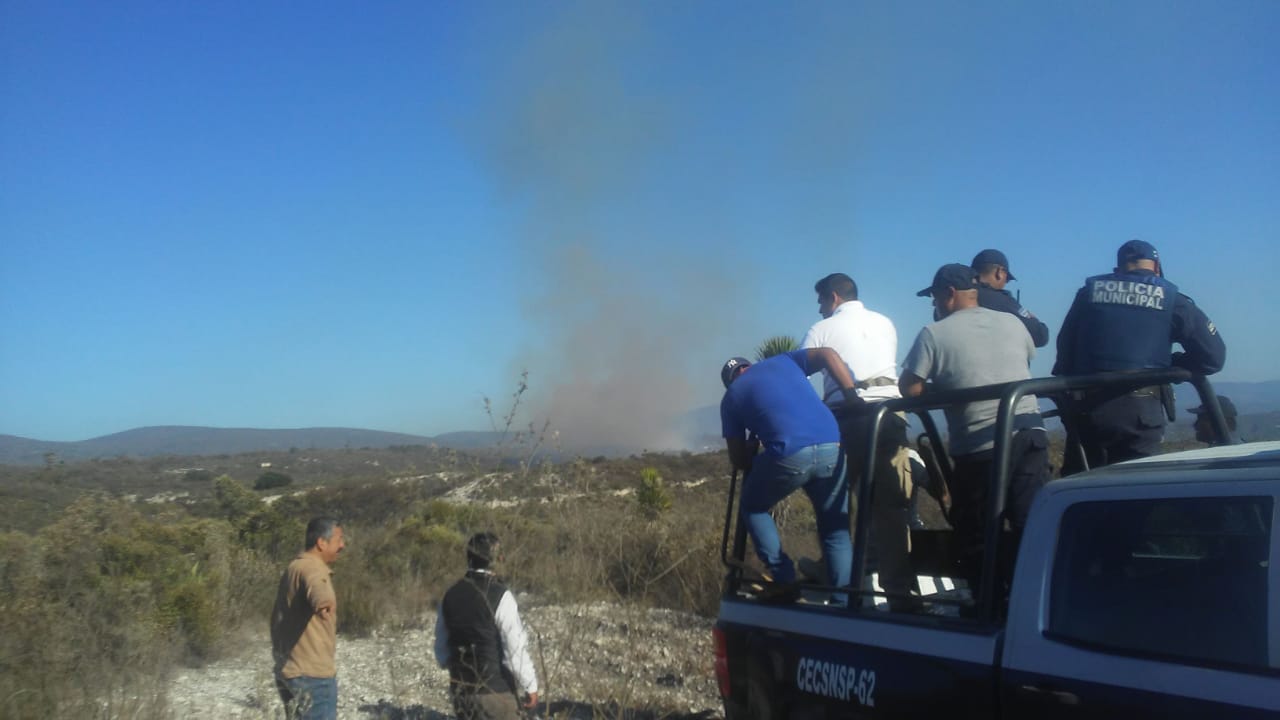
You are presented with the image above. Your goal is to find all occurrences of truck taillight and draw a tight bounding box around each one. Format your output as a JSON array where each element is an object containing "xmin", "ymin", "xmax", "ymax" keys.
[{"xmin": 713, "ymin": 626, "xmax": 731, "ymax": 699}]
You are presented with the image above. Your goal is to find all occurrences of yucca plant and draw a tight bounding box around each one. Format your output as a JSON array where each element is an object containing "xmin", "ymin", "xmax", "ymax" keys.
[
  {"xmin": 755, "ymin": 335, "xmax": 800, "ymax": 360},
  {"xmin": 636, "ymin": 467, "xmax": 673, "ymax": 519}
]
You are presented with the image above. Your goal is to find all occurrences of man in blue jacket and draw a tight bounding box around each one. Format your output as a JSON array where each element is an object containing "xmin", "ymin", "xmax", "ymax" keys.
[
  {"xmin": 1054, "ymin": 239, "xmax": 1226, "ymax": 473},
  {"xmin": 720, "ymin": 348, "xmax": 861, "ymax": 600}
]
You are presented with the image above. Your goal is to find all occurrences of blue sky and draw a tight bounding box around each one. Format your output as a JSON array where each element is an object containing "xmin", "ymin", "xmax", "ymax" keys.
[{"xmin": 2, "ymin": 1, "xmax": 1277, "ymax": 446}]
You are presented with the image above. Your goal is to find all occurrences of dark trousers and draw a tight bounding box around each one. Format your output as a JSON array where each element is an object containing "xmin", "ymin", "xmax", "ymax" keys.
[
  {"xmin": 1063, "ymin": 391, "xmax": 1165, "ymax": 476},
  {"xmin": 452, "ymin": 690, "xmax": 520, "ymax": 720},
  {"xmin": 949, "ymin": 429, "xmax": 1051, "ymax": 590}
]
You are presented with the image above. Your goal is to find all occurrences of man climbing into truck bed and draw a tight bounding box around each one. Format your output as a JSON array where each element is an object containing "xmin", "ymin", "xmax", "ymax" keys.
[{"xmin": 719, "ymin": 347, "xmax": 863, "ymax": 603}]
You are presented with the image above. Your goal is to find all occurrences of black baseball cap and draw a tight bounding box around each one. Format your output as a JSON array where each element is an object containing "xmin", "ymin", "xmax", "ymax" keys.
[
  {"xmin": 1117, "ymin": 239, "xmax": 1159, "ymax": 265},
  {"xmin": 720, "ymin": 356, "xmax": 751, "ymax": 388},
  {"xmin": 466, "ymin": 531, "xmax": 500, "ymax": 568},
  {"xmin": 917, "ymin": 263, "xmax": 979, "ymax": 297},
  {"xmin": 1187, "ymin": 396, "xmax": 1237, "ymax": 419},
  {"xmin": 970, "ymin": 249, "xmax": 1016, "ymax": 280}
]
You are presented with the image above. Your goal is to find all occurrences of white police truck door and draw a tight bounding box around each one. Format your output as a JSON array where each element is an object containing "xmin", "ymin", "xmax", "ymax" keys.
[{"xmin": 1000, "ymin": 481, "xmax": 1279, "ymax": 719}]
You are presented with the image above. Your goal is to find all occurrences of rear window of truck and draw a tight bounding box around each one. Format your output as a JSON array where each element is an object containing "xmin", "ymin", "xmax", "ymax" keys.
[{"xmin": 1047, "ymin": 495, "xmax": 1274, "ymax": 671}]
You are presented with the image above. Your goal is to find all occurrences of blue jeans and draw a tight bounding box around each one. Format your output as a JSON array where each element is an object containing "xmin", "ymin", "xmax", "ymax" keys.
[
  {"xmin": 741, "ymin": 442, "xmax": 850, "ymax": 595},
  {"xmin": 277, "ymin": 675, "xmax": 338, "ymax": 720}
]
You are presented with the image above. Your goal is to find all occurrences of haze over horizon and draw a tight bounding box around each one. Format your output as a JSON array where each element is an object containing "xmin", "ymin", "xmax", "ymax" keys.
[{"xmin": 4, "ymin": 3, "xmax": 1277, "ymax": 445}]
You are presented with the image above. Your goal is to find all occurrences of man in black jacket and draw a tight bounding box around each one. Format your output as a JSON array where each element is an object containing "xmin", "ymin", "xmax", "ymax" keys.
[
  {"xmin": 971, "ymin": 248, "xmax": 1050, "ymax": 347},
  {"xmin": 434, "ymin": 533, "xmax": 538, "ymax": 720}
]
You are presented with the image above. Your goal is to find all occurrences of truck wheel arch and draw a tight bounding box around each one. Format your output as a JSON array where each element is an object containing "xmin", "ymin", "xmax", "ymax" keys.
[{"xmin": 746, "ymin": 643, "xmax": 787, "ymax": 720}]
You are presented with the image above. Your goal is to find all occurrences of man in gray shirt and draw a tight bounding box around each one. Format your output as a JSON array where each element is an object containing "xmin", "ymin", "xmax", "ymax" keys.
[{"xmin": 899, "ymin": 264, "xmax": 1051, "ymax": 590}]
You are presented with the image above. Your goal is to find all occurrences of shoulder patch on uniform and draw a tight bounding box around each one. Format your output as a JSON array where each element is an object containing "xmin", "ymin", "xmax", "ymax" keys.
[{"xmin": 1208, "ymin": 321, "xmax": 1217, "ymax": 335}]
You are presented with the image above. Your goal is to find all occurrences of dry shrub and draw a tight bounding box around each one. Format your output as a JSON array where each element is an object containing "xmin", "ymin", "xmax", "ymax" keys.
[
  {"xmin": 0, "ymin": 495, "xmax": 275, "ymax": 719},
  {"xmin": 332, "ymin": 497, "xmax": 533, "ymax": 635},
  {"xmin": 272, "ymin": 478, "xmax": 451, "ymax": 529},
  {"xmin": 334, "ymin": 516, "xmax": 465, "ymax": 636},
  {"xmin": 471, "ymin": 467, "xmax": 728, "ymax": 615}
]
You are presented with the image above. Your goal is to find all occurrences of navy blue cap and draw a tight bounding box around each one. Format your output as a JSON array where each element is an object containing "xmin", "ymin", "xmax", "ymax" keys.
[
  {"xmin": 970, "ymin": 249, "xmax": 1016, "ymax": 280},
  {"xmin": 721, "ymin": 356, "xmax": 751, "ymax": 388},
  {"xmin": 1117, "ymin": 239, "xmax": 1159, "ymax": 265},
  {"xmin": 917, "ymin": 263, "xmax": 979, "ymax": 297},
  {"xmin": 1188, "ymin": 396, "xmax": 1237, "ymax": 419}
]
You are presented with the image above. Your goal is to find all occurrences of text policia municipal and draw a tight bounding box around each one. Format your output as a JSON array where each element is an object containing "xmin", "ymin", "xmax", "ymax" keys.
[{"xmin": 1091, "ymin": 279, "xmax": 1167, "ymax": 309}]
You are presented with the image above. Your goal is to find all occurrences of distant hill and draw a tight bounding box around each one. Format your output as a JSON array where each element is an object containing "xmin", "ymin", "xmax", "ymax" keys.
[
  {"xmin": 1166, "ymin": 410, "xmax": 1280, "ymax": 443},
  {"xmin": 5, "ymin": 377, "xmax": 1273, "ymax": 466},
  {"xmin": 0, "ymin": 425, "xmax": 664, "ymax": 466},
  {"xmin": 1237, "ymin": 411, "xmax": 1280, "ymax": 442},
  {"xmin": 1174, "ymin": 379, "xmax": 1280, "ymax": 415},
  {"xmin": 431, "ymin": 430, "xmax": 507, "ymax": 449},
  {"xmin": 0, "ymin": 426, "xmax": 446, "ymax": 465}
]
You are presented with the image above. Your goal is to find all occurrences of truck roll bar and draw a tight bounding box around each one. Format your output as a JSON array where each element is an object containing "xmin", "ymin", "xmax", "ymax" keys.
[{"xmin": 722, "ymin": 368, "xmax": 1232, "ymax": 621}]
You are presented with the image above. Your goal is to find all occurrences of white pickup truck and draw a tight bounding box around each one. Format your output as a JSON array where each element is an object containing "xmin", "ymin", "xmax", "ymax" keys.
[{"xmin": 713, "ymin": 369, "xmax": 1279, "ymax": 719}]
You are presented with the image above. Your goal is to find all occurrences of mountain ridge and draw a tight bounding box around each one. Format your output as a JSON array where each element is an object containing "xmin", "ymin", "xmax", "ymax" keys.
[
  {"xmin": 5, "ymin": 380, "xmax": 1276, "ymax": 465},
  {"xmin": 0, "ymin": 425, "xmax": 460, "ymax": 465}
]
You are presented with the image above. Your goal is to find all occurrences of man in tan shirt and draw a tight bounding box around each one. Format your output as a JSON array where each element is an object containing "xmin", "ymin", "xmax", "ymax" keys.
[{"xmin": 271, "ymin": 517, "xmax": 345, "ymax": 720}]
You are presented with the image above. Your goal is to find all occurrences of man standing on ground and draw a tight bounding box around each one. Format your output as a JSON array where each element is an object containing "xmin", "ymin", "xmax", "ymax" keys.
[
  {"xmin": 271, "ymin": 517, "xmax": 346, "ymax": 720},
  {"xmin": 800, "ymin": 272, "xmax": 918, "ymax": 609},
  {"xmin": 435, "ymin": 532, "xmax": 538, "ymax": 720},
  {"xmin": 971, "ymin": 249, "xmax": 1049, "ymax": 347},
  {"xmin": 1054, "ymin": 240, "xmax": 1226, "ymax": 473},
  {"xmin": 720, "ymin": 348, "xmax": 861, "ymax": 602},
  {"xmin": 900, "ymin": 264, "xmax": 1051, "ymax": 589},
  {"xmin": 1189, "ymin": 396, "xmax": 1242, "ymax": 444}
]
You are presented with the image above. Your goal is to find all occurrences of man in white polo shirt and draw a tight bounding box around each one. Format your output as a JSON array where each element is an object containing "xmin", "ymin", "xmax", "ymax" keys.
[{"xmin": 801, "ymin": 272, "xmax": 918, "ymax": 610}]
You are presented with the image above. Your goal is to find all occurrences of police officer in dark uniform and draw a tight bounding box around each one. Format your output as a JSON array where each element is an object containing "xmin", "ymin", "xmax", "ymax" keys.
[
  {"xmin": 1189, "ymin": 395, "xmax": 1243, "ymax": 444},
  {"xmin": 1053, "ymin": 239, "xmax": 1226, "ymax": 474},
  {"xmin": 971, "ymin": 249, "xmax": 1050, "ymax": 347}
]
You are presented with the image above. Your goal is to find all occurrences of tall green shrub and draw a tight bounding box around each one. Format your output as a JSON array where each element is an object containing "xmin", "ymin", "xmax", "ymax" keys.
[
  {"xmin": 213, "ymin": 475, "xmax": 261, "ymax": 519},
  {"xmin": 254, "ymin": 470, "xmax": 294, "ymax": 490}
]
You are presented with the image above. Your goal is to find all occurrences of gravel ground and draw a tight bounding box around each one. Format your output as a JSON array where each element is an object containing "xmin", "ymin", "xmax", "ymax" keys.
[{"xmin": 166, "ymin": 600, "xmax": 721, "ymax": 720}]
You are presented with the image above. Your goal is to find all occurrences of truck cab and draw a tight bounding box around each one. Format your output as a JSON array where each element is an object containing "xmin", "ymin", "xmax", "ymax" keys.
[{"xmin": 714, "ymin": 369, "xmax": 1280, "ymax": 718}]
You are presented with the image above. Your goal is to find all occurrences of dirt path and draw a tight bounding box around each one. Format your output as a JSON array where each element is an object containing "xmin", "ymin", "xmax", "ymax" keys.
[{"xmin": 166, "ymin": 601, "xmax": 721, "ymax": 719}]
